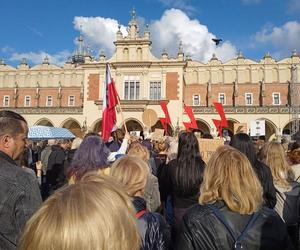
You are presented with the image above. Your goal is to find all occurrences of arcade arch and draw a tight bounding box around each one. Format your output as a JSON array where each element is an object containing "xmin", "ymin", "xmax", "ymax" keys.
[
  {"xmin": 34, "ymin": 118, "xmax": 54, "ymax": 127},
  {"xmin": 92, "ymin": 119, "xmax": 102, "ymax": 134},
  {"xmin": 122, "ymin": 118, "xmax": 144, "ymax": 132},
  {"xmin": 283, "ymin": 119, "xmax": 300, "ymax": 135},
  {"xmin": 61, "ymin": 118, "xmax": 82, "ymax": 138},
  {"xmin": 195, "ymin": 119, "xmax": 211, "ymax": 135}
]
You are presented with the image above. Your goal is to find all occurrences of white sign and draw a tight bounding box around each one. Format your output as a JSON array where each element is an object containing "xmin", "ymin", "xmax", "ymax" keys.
[
  {"xmin": 250, "ymin": 120, "xmax": 265, "ymax": 136},
  {"xmin": 129, "ymin": 131, "xmax": 141, "ymax": 137}
]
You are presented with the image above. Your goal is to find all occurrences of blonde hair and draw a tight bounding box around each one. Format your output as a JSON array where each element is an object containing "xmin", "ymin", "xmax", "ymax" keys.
[
  {"xmin": 200, "ymin": 145, "xmax": 263, "ymax": 214},
  {"xmin": 71, "ymin": 137, "xmax": 83, "ymax": 150},
  {"xmin": 128, "ymin": 143, "xmax": 150, "ymax": 161},
  {"xmin": 19, "ymin": 173, "xmax": 140, "ymax": 250},
  {"xmin": 261, "ymin": 142, "xmax": 293, "ymax": 188},
  {"xmin": 110, "ymin": 156, "xmax": 149, "ymax": 196}
]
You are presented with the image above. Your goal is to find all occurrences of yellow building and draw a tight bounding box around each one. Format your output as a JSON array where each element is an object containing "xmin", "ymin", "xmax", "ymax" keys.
[{"xmin": 0, "ymin": 12, "xmax": 299, "ymax": 139}]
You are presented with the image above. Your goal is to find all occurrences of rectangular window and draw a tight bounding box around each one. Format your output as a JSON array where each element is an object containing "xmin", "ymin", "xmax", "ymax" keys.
[
  {"xmin": 149, "ymin": 81, "xmax": 162, "ymax": 100},
  {"xmin": 3, "ymin": 95, "xmax": 9, "ymax": 107},
  {"xmin": 46, "ymin": 96, "xmax": 53, "ymax": 107},
  {"xmin": 218, "ymin": 93, "xmax": 226, "ymax": 105},
  {"xmin": 136, "ymin": 82, "xmax": 140, "ymax": 100},
  {"xmin": 272, "ymin": 93, "xmax": 281, "ymax": 105},
  {"xmin": 68, "ymin": 95, "xmax": 75, "ymax": 106},
  {"xmin": 124, "ymin": 82, "xmax": 129, "ymax": 100},
  {"xmin": 24, "ymin": 95, "xmax": 31, "ymax": 107},
  {"xmin": 245, "ymin": 93, "xmax": 253, "ymax": 105},
  {"xmin": 124, "ymin": 81, "xmax": 140, "ymax": 100},
  {"xmin": 193, "ymin": 94, "xmax": 200, "ymax": 106}
]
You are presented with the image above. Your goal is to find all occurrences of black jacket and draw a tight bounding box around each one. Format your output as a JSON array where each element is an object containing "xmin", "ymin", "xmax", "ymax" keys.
[
  {"xmin": 175, "ymin": 201, "xmax": 293, "ymax": 250},
  {"xmin": 46, "ymin": 144, "xmax": 66, "ymax": 190},
  {"xmin": 0, "ymin": 151, "xmax": 42, "ymax": 250},
  {"xmin": 253, "ymin": 160, "xmax": 277, "ymax": 209},
  {"xmin": 133, "ymin": 196, "xmax": 170, "ymax": 250}
]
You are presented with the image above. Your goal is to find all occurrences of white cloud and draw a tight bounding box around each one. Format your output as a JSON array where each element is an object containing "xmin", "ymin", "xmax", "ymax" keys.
[
  {"xmin": 255, "ymin": 21, "xmax": 300, "ymax": 58},
  {"xmin": 71, "ymin": 9, "xmax": 237, "ymax": 63},
  {"xmin": 9, "ymin": 50, "xmax": 71, "ymax": 66},
  {"xmin": 73, "ymin": 16, "xmax": 127, "ymax": 56},
  {"xmin": 149, "ymin": 9, "xmax": 237, "ymax": 62},
  {"xmin": 158, "ymin": 0, "xmax": 196, "ymax": 14}
]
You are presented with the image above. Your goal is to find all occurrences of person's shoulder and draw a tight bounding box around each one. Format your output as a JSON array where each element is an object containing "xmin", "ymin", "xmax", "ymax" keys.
[
  {"xmin": 260, "ymin": 206, "xmax": 284, "ymax": 222},
  {"xmin": 0, "ymin": 163, "xmax": 36, "ymax": 188},
  {"xmin": 182, "ymin": 204, "xmax": 213, "ymax": 224}
]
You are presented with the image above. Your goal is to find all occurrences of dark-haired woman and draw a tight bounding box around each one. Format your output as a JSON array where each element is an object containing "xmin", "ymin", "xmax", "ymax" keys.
[
  {"xmin": 230, "ymin": 133, "xmax": 276, "ymax": 209},
  {"xmin": 160, "ymin": 131, "xmax": 206, "ymax": 239}
]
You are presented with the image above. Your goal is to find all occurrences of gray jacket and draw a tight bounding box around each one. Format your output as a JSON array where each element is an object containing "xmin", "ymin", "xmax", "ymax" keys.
[
  {"xmin": 144, "ymin": 173, "xmax": 161, "ymax": 212},
  {"xmin": 0, "ymin": 151, "xmax": 42, "ymax": 250}
]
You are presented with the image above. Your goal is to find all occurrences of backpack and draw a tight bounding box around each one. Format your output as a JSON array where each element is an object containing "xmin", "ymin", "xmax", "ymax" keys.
[{"xmin": 208, "ymin": 204, "xmax": 260, "ymax": 250}]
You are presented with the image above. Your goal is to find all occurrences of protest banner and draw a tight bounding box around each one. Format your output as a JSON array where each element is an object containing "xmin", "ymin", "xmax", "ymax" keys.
[
  {"xmin": 198, "ymin": 138, "xmax": 224, "ymax": 163},
  {"xmin": 250, "ymin": 120, "xmax": 265, "ymax": 136},
  {"xmin": 151, "ymin": 128, "xmax": 165, "ymax": 141},
  {"xmin": 234, "ymin": 123, "xmax": 248, "ymax": 134}
]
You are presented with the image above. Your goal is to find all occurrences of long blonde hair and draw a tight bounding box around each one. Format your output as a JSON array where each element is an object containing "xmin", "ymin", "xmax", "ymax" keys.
[
  {"xmin": 261, "ymin": 142, "xmax": 293, "ymax": 188},
  {"xmin": 110, "ymin": 156, "xmax": 149, "ymax": 196},
  {"xmin": 19, "ymin": 173, "xmax": 140, "ymax": 250},
  {"xmin": 200, "ymin": 145, "xmax": 263, "ymax": 214}
]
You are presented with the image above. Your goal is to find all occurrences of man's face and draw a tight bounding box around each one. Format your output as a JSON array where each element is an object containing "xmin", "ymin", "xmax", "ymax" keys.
[{"xmin": 10, "ymin": 122, "xmax": 28, "ymax": 160}]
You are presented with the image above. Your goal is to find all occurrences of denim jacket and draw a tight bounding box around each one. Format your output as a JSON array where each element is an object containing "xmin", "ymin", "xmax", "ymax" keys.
[{"xmin": 0, "ymin": 151, "xmax": 42, "ymax": 250}]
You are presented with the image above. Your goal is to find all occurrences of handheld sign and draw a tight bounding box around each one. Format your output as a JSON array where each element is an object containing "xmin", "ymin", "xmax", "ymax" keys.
[
  {"xmin": 234, "ymin": 123, "xmax": 248, "ymax": 134},
  {"xmin": 151, "ymin": 128, "xmax": 165, "ymax": 141},
  {"xmin": 250, "ymin": 120, "xmax": 265, "ymax": 136},
  {"xmin": 142, "ymin": 109, "xmax": 158, "ymax": 127},
  {"xmin": 198, "ymin": 138, "xmax": 224, "ymax": 163}
]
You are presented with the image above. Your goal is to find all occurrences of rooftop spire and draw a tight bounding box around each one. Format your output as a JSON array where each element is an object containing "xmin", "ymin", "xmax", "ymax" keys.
[
  {"xmin": 72, "ymin": 29, "xmax": 89, "ymax": 64},
  {"xmin": 128, "ymin": 8, "xmax": 138, "ymax": 39},
  {"xmin": 131, "ymin": 7, "xmax": 136, "ymax": 21}
]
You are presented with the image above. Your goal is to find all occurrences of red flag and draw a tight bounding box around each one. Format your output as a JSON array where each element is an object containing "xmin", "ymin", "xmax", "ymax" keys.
[
  {"xmin": 212, "ymin": 119, "xmax": 222, "ymax": 137},
  {"xmin": 213, "ymin": 102, "xmax": 228, "ymax": 127},
  {"xmin": 159, "ymin": 101, "xmax": 171, "ymax": 134},
  {"xmin": 102, "ymin": 63, "xmax": 119, "ymax": 141},
  {"xmin": 183, "ymin": 105, "xmax": 198, "ymax": 131}
]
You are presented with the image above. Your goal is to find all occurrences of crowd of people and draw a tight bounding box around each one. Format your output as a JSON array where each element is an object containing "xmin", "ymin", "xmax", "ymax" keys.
[{"xmin": 0, "ymin": 110, "xmax": 300, "ymax": 250}]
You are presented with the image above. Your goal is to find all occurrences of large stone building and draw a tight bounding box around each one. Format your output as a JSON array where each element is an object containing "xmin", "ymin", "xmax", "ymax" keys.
[{"xmin": 0, "ymin": 11, "xmax": 300, "ymax": 139}]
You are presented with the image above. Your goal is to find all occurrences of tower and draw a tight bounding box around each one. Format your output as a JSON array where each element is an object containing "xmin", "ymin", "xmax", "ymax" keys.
[{"xmin": 290, "ymin": 63, "xmax": 299, "ymax": 135}]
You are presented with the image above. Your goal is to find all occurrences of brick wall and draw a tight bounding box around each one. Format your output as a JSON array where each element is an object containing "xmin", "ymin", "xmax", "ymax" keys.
[
  {"xmin": 87, "ymin": 74, "xmax": 100, "ymax": 101},
  {"xmin": 183, "ymin": 82, "xmax": 290, "ymax": 107},
  {"xmin": 264, "ymin": 83, "xmax": 289, "ymax": 106},
  {"xmin": 166, "ymin": 72, "xmax": 178, "ymax": 100},
  {"xmin": 0, "ymin": 88, "xmax": 81, "ymax": 107},
  {"xmin": 184, "ymin": 84, "xmax": 206, "ymax": 106}
]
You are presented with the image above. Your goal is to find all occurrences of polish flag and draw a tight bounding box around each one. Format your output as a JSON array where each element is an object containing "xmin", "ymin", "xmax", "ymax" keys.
[{"xmin": 102, "ymin": 63, "xmax": 119, "ymax": 141}]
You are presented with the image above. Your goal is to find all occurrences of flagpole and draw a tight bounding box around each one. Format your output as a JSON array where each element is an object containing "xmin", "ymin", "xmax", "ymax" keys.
[{"xmin": 117, "ymin": 97, "xmax": 128, "ymax": 134}]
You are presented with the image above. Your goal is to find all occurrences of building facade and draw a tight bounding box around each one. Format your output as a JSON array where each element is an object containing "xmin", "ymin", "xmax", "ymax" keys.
[{"xmin": 0, "ymin": 12, "xmax": 300, "ymax": 139}]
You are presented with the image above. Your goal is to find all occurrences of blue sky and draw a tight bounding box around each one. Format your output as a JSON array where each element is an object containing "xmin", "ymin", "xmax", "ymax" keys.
[{"xmin": 0, "ymin": 0, "xmax": 300, "ymax": 66}]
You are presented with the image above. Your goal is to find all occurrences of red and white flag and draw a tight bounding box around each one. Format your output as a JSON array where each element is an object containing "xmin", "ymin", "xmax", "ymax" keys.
[{"xmin": 102, "ymin": 63, "xmax": 119, "ymax": 141}]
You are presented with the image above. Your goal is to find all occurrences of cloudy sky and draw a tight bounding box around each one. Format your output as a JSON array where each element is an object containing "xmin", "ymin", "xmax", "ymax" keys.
[{"xmin": 0, "ymin": 0, "xmax": 299, "ymax": 66}]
